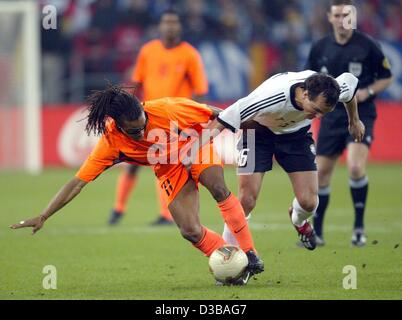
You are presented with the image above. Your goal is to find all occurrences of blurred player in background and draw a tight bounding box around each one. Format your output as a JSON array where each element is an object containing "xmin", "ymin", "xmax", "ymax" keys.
[
  {"xmin": 109, "ymin": 9, "xmax": 208, "ymax": 226},
  {"xmin": 11, "ymin": 86, "xmax": 263, "ymax": 285},
  {"xmin": 305, "ymin": 0, "xmax": 393, "ymax": 246}
]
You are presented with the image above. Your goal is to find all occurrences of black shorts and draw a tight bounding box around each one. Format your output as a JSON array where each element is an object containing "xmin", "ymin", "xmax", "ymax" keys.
[
  {"xmin": 237, "ymin": 122, "xmax": 317, "ymax": 174},
  {"xmin": 316, "ymin": 115, "xmax": 375, "ymax": 156}
]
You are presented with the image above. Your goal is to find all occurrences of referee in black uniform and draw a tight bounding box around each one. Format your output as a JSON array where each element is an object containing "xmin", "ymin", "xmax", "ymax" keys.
[{"xmin": 305, "ymin": 0, "xmax": 393, "ymax": 246}]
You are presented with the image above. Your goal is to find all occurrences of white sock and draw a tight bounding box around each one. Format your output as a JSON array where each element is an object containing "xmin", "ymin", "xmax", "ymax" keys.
[
  {"xmin": 222, "ymin": 214, "xmax": 251, "ymax": 246},
  {"xmin": 222, "ymin": 223, "xmax": 239, "ymax": 246},
  {"xmin": 291, "ymin": 198, "xmax": 318, "ymax": 227}
]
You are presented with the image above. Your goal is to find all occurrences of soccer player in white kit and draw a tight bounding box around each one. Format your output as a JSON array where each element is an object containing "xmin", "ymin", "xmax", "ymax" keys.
[{"xmin": 201, "ymin": 70, "xmax": 365, "ymax": 250}]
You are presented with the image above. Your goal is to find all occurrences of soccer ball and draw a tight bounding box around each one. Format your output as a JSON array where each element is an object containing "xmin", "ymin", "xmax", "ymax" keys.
[{"xmin": 208, "ymin": 245, "xmax": 248, "ymax": 283}]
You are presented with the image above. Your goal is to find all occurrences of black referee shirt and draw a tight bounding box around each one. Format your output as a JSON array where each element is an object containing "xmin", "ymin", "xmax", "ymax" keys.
[{"xmin": 305, "ymin": 31, "xmax": 392, "ymax": 118}]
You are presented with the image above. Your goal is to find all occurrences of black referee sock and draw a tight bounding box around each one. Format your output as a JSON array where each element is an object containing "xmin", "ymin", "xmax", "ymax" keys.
[
  {"xmin": 349, "ymin": 176, "xmax": 369, "ymax": 230},
  {"xmin": 313, "ymin": 186, "xmax": 331, "ymax": 238}
]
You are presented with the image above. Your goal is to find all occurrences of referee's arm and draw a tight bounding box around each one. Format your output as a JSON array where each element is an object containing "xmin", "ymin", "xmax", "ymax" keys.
[
  {"xmin": 357, "ymin": 43, "xmax": 394, "ymax": 102},
  {"xmin": 357, "ymin": 76, "xmax": 394, "ymax": 103}
]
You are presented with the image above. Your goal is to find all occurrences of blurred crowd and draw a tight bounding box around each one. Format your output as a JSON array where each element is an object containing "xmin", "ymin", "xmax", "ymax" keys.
[{"xmin": 40, "ymin": 0, "xmax": 402, "ymax": 103}]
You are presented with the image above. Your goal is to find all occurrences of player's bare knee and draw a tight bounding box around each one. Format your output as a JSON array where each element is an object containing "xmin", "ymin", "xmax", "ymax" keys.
[
  {"xmin": 180, "ymin": 225, "xmax": 203, "ymax": 243},
  {"xmin": 209, "ymin": 183, "xmax": 230, "ymax": 202},
  {"xmin": 297, "ymin": 196, "xmax": 318, "ymax": 213},
  {"xmin": 348, "ymin": 164, "xmax": 364, "ymax": 180},
  {"xmin": 240, "ymin": 194, "xmax": 257, "ymax": 215}
]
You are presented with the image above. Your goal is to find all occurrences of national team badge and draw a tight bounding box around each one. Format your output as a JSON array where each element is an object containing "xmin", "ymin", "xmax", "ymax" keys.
[{"xmin": 349, "ymin": 62, "xmax": 362, "ymax": 77}]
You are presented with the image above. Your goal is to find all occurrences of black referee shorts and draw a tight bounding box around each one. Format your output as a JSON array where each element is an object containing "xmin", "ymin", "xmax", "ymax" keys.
[
  {"xmin": 316, "ymin": 115, "xmax": 375, "ymax": 157},
  {"xmin": 237, "ymin": 122, "xmax": 317, "ymax": 174}
]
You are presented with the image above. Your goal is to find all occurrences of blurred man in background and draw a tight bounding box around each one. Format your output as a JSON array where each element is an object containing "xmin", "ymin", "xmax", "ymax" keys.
[
  {"xmin": 109, "ymin": 9, "xmax": 208, "ymax": 226},
  {"xmin": 305, "ymin": 0, "xmax": 393, "ymax": 246}
]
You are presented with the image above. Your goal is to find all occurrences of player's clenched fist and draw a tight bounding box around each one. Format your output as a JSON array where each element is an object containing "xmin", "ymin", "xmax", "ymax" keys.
[{"xmin": 349, "ymin": 120, "xmax": 365, "ymax": 143}]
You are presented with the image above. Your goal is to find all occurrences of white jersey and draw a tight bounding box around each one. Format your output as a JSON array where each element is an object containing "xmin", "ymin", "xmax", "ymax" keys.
[{"xmin": 217, "ymin": 70, "xmax": 358, "ymax": 134}]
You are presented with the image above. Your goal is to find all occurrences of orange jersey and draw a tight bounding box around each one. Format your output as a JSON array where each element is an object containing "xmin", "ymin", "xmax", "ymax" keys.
[
  {"xmin": 132, "ymin": 39, "xmax": 208, "ymax": 100},
  {"xmin": 76, "ymin": 97, "xmax": 215, "ymax": 183}
]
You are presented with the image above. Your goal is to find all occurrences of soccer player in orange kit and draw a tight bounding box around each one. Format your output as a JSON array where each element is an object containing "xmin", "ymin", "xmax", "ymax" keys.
[
  {"xmin": 11, "ymin": 86, "xmax": 264, "ymax": 285},
  {"xmin": 109, "ymin": 9, "xmax": 208, "ymax": 226}
]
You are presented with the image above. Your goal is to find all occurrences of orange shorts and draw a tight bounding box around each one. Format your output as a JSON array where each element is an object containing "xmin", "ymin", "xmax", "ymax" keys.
[{"xmin": 154, "ymin": 143, "xmax": 222, "ymax": 205}]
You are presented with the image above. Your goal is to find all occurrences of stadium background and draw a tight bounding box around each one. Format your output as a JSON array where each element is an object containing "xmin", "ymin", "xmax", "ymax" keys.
[
  {"xmin": 40, "ymin": 0, "xmax": 402, "ymax": 167},
  {"xmin": 0, "ymin": 0, "xmax": 401, "ymax": 300},
  {"xmin": 1, "ymin": 0, "xmax": 402, "ymax": 168}
]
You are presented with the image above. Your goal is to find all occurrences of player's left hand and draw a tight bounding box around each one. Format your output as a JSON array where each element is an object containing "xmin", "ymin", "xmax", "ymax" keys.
[
  {"xmin": 10, "ymin": 215, "xmax": 46, "ymax": 235},
  {"xmin": 349, "ymin": 120, "xmax": 365, "ymax": 143}
]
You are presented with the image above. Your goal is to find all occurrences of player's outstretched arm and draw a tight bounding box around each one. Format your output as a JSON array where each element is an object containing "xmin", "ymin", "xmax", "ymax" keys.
[
  {"xmin": 10, "ymin": 177, "xmax": 88, "ymax": 235},
  {"xmin": 343, "ymin": 96, "xmax": 365, "ymax": 142}
]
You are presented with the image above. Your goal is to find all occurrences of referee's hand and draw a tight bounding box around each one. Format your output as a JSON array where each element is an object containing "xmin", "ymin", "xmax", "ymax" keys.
[{"xmin": 349, "ymin": 120, "xmax": 365, "ymax": 143}]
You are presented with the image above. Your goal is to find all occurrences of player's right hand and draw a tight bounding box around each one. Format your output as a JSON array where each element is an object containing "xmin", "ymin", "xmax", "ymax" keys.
[
  {"xmin": 349, "ymin": 120, "xmax": 365, "ymax": 143},
  {"xmin": 10, "ymin": 215, "xmax": 46, "ymax": 235}
]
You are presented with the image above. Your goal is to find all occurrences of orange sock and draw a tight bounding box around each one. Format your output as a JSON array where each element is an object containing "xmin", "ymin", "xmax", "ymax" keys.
[
  {"xmin": 193, "ymin": 226, "xmax": 226, "ymax": 257},
  {"xmin": 156, "ymin": 179, "xmax": 173, "ymax": 221},
  {"xmin": 114, "ymin": 171, "xmax": 137, "ymax": 213},
  {"xmin": 218, "ymin": 193, "xmax": 256, "ymax": 253}
]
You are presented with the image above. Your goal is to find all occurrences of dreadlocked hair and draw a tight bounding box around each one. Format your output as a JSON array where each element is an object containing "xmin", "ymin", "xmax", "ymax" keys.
[{"xmin": 85, "ymin": 84, "xmax": 143, "ymax": 136}]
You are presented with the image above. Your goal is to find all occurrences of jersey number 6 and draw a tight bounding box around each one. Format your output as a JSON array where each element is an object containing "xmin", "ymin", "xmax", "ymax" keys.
[{"xmin": 237, "ymin": 148, "xmax": 249, "ymax": 167}]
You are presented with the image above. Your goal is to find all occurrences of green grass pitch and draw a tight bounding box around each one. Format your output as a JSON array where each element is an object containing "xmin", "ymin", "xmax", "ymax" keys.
[{"xmin": 0, "ymin": 164, "xmax": 401, "ymax": 299}]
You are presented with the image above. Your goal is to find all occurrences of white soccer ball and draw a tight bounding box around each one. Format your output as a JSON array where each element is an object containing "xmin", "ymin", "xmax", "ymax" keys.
[{"xmin": 208, "ymin": 245, "xmax": 248, "ymax": 283}]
